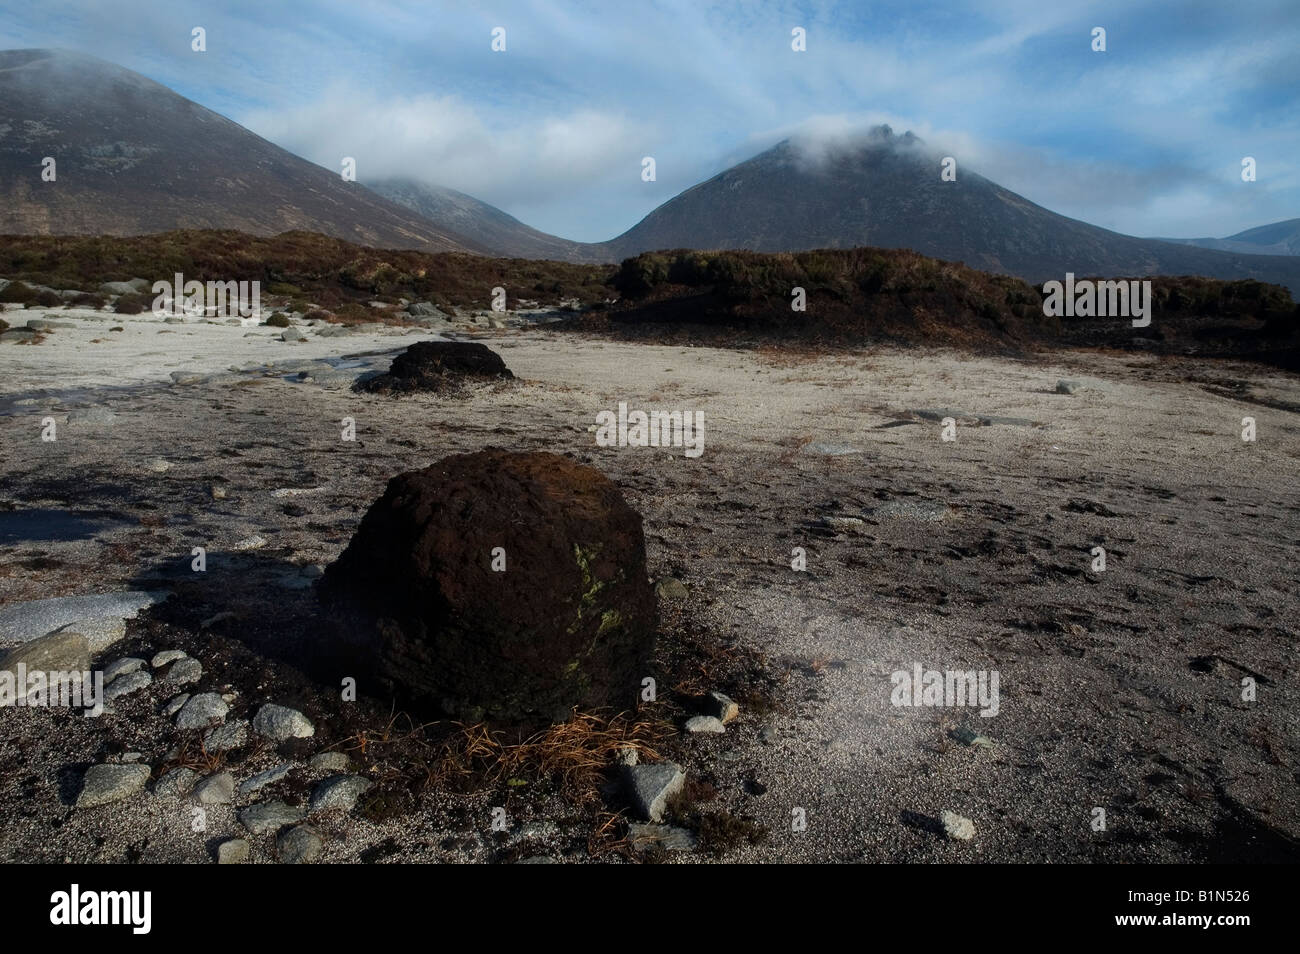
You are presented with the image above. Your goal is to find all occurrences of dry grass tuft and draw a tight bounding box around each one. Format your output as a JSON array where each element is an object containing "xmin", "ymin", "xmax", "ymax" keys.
[{"xmin": 430, "ymin": 710, "xmax": 668, "ymax": 805}]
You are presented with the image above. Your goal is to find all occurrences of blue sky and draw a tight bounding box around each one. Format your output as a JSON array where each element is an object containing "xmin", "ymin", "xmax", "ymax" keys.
[{"xmin": 1, "ymin": 0, "xmax": 1296, "ymax": 242}]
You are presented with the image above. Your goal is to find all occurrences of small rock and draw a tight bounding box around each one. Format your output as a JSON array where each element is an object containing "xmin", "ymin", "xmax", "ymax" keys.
[
  {"xmin": 949, "ymin": 727, "xmax": 995, "ymax": 748},
  {"xmin": 277, "ymin": 825, "xmax": 323, "ymax": 863},
  {"xmin": 627, "ymin": 823, "xmax": 698, "ymax": 853},
  {"xmin": 708, "ymin": 691, "xmax": 739, "ymax": 723},
  {"xmin": 654, "ymin": 577, "xmax": 689, "ymax": 601},
  {"xmin": 309, "ymin": 775, "xmax": 372, "ymax": 812},
  {"xmin": 307, "ymin": 752, "xmax": 352, "ymax": 774},
  {"xmin": 151, "ymin": 650, "xmax": 189, "ymax": 668},
  {"xmin": 174, "ymin": 692, "xmax": 228, "ymax": 729},
  {"xmin": 239, "ymin": 800, "xmax": 307, "ymax": 835},
  {"xmin": 1056, "ymin": 379, "xmax": 1081, "ymax": 395},
  {"xmin": 153, "ymin": 767, "xmax": 198, "ymax": 797},
  {"xmin": 104, "ymin": 669, "xmax": 152, "ymax": 701},
  {"xmin": 145, "ymin": 457, "xmax": 172, "ymax": 473},
  {"xmin": 684, "ymin": 715, "xmax": 726, "ymax": 734},
  {"xmin": 237, "ymin": 763, "xmax": 295, "ymax": 795},
  {"xmin": 77, "ymin": 763, "xmax": 151, "ymax": 808},
  {"xmin": 941, "ymin": 810, "xmax": 976, "ymax": 841},
  {"xmin": 233, "ymin": 535, "xmax": 266, "ymax": 551},
  {"xmin": 159, "ymin": 656, "xmax": 202, "ymax": 686},
  {"xmin": 193, "ymin": 771, "xmax": 235, "ymax": 805},
  {"xmin": 203, "ymin": 719, "xmax": 249, "ymax": 752},
  {"xmin": 625, "ymin": 762, "xmax": 685, "ymax": 822},
  {"xmin": 161, "ymin": 693, "xmax": 190, "ymax": 718},
  {"xmin": 253, "ymin": 703, "xmax": 314, "ymax": 741},
  {"xmin": 102, "ymin": 657, "xmax": 145, "ymax": 682},
  {"xmin": 613, "ymin": 745, "xmax": 639, "ymax": 767},
  {"xmin": 281, "ymin": 328, "xmax": 308, "ymax": 343},
  {"xmin": 122, "ymin": 752, "xmax": 144, "ymax": 763},
  {"xmin": 216, "ymin": 838, "xmax": 250, "ymax": 864},
  {"xmin": 210, "ymin": 485, "xmax": 227, "ymax": 500}
]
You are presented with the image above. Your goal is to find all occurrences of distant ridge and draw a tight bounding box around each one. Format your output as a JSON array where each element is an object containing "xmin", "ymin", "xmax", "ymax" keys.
[
  {"xmin": 594, "ymin": 127, "xmax": 1300, "ymax": 294},
  {"xmin": 1153, "ymin": 218, "xmax": 1300, "ymax": 257}
]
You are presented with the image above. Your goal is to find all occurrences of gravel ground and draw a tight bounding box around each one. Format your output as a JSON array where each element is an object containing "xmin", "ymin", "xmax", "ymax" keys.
[{"xmin": 1, "ymin": 310, "xmax": 1297, "ymax": 862}]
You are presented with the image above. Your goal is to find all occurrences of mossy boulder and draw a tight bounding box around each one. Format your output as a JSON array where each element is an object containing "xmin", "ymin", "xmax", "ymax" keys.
[{"xmin": 320, "ymin": 450, "xmax": 656, "ymax": 725}]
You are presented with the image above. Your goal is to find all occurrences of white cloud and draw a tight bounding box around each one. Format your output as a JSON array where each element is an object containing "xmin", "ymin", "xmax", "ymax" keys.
[{"xmin": 240, "ymin": 89, "xmax": 652, "ymax": 209}]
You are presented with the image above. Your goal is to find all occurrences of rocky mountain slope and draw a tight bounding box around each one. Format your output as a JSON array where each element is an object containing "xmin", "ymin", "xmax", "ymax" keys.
[{"xmin": 0, "ymin": 50, "xmax": 486, "ymax": 253}]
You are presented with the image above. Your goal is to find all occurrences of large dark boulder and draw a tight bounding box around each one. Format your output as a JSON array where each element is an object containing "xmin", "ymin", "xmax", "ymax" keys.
[
  {"xmin": 319, "ymin": 450, "xmax": 656, "ymax": 725},
  {"xmin": 356, "ymin": 341, "xmax": 513, "ymax": 394}
]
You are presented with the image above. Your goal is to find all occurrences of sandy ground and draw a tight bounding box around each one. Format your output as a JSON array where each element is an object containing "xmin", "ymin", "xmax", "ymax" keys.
[{"xmin": 1, "ymin": 304, "xmax": 1297, "ymax": 863}]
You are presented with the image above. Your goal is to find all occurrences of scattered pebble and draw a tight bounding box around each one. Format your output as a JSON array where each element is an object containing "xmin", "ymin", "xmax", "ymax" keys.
[
  {"xmin": 628, "ymin": 823, "xmax": 698, "ymax": 853},
  {"xmin": 949, "ymin": 727, "xmax": 995, "ymax": 748},
  {"xmin": 159, "ymin": 656, "xmax": 202, "ymax": 686},
  {"xmin": 237, "ymin": 763, "xmax": 294, "ymax": 795},
  {"xmin": 277, "ymin": 825, "xmax": 323, "ymax": 863},
  {"xmin": 654, "ymin": 577, "xmax": 689, "ymax": 601},
  {"xmin": 77, "ymin": 763, "xmax": 151, "ymax": 808},
  {"xmin": 153, "ymin": 767, "xmax": 198, "ymax": 797},
  {"xmin": 708, "ymin": 691, "xmax": 739, "ymax": 723},
  {"xmin": 104, "ymin": 669, "xmax": 152, "ymax": 701},
  {"xmin": 239, "ymin": 800, "xmax": 307, "ymax": 835},
  {"xmin": 308, "ymin": 751, "xmax": 352, "ymax": 774},
  {"xmin": 941, "ymin": 810, "xmax": 976, "ymax": 841},
  {"xmin": 193, "ymin": 771, "xmax": 235, "ymax": 805},
  {"xmin": 253, "ymin": 703, "xmax": 314, "ymax": 741},
  {"xmin": 151, "ymin": 649, "xmax": 188, "ymax": 668},
  {"xmin": 161, "ymin": 693, "xmax": 190, "ymax": 718},
  {"xmin": 309, "ymin": 775, "xmax": 372, "ymax": 813},
  {"xmin": 203, "ymin": 719, "xmax": 249, "ymax": 752},
  {"xmin": 216, "ymin": 838, "xmax": 250, "ymax": 864},
  {"xmin": 625, "ymin": 762, "xmax": 685, "ymax": 823},
  {"xmin": 685, "ymin": 715, "xmax": 726, "ymax": 734},
  {"xmin": 101, "ymin": 657, "xmax": 145, "ymax": 683},
  {"xmin": 174, "ymin": 692, "xmax": 228, "ymax": 729}
]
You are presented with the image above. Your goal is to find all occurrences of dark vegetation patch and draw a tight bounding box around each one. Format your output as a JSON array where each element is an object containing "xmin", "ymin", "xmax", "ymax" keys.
[
  {"xmin": 2, "ymin": 232, "xmax": 1295, "ymax": 364},
  {"xmin": 563, "ymin": 247, "xmax": 1054, "ymax": 352},
  {"xmin": 112, "ymin": 292, "xmax": 147, "ymax": 315},
  {"xmin": 0, "ymin": 231, "xmax": 615, "ymax": 313},
  {"xmin": 1048, "ymin": 273, "xmax": 1300, "ymax": 369},
  {"xmin": 354, "ymin": 341, "xmax": 514, "ymax": 395},
  {"xmin": 560, "ymin": 248, "xmax": 1300, "ymax": 367}
]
